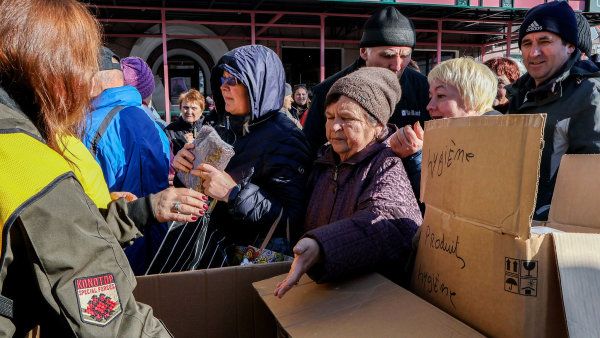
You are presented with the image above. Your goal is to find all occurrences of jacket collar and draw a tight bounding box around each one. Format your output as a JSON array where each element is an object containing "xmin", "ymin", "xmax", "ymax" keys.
[
  {"xmin": 175, "ymin": 114, "xmax": 205, "ymax": 130},
  {"xmin": 90, "ymin": 85, "xmax": 142, "ymax": 111},
  {"xmin": 507, "ymin": 51, "xmax": 586, "ymax": 107}
]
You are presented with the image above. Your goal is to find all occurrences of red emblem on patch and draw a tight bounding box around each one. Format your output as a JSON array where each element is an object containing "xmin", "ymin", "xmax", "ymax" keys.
[{"xmin": 74, "ymin": 273, "xmax": 122, "ymax": 326}]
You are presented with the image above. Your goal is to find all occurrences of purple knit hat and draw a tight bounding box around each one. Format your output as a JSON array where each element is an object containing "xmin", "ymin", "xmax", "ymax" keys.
[{"xmin": 120, "ymin": 56, "xmax": 155, "ymax": 99}]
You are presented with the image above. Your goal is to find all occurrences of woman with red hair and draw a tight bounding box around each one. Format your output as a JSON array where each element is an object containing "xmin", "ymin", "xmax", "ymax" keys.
[
  {"xmin": 484, "ymin": 57, "xmax": 521, "ymax": 114},
  {"xmin": 0, "ymin": 0, "xmax": 177, "ymax": 335}
]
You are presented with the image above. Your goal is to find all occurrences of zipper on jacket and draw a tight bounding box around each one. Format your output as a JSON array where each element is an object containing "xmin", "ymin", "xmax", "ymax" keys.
[
  {"xmin": 328, "ymin": 165, "xmax": 340, "ymax": 224},
  {"xmin": 226, "ymin": 115, "xmax": 230, "ymax": 130},
  {"xmin": 332, "ymin": 166, "xmax": 339, "ymax": 193}
]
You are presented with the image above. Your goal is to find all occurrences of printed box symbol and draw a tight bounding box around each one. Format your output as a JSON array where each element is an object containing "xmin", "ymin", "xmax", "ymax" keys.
[
  {"xmin": 504, "ymin": 276, "xmax": 519, "ymax": 294},
  {"xmin": 505, "ymin": 257, "xmax": 520, "ymax": 273},
  {"xmin": 521, "ymin": 260, "xmax": 537, "ymax": 278},
  {"xmin": 520, "ymin": 278, "xmax": 537, "ymax": 296}
]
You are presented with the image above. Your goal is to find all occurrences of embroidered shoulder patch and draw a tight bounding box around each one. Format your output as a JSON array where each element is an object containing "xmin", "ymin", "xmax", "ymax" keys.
[{"xmin": 74, "ymin": 273, "xmax": 122, "ymax": 326}]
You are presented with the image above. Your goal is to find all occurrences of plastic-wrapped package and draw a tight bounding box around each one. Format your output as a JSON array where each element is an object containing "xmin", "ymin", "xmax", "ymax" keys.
[
  {"xmin": 176, "ymin": 125, "xmax": 235, "ymax": 192},
  {"xmin": 146, "ymin": 126, "xmax": 235, "ymax": 275}
]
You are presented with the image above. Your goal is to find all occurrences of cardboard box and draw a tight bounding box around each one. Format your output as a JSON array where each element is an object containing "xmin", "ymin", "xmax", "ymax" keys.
[
  {"xmin": 410, "ymin": 114, "xmax": 600, "ymax": 337},
  {"xmin": 133, "ymin": 262, "xmax": 291, "ymax": 337},
  {"xmin": 253, "ymin": 273, "xmax": 484, "ymax": 337}
]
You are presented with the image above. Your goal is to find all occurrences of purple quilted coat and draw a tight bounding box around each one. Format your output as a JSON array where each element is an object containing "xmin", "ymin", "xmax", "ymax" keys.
[{"xmin": 304, "ymin": 128, "xmax": 422, "ymax": 283}]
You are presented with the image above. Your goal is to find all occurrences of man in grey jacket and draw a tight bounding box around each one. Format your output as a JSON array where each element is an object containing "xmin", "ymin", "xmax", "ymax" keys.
[{"xmin": 507, "ymin": 1, "xmax": 600, "ymax": 220}]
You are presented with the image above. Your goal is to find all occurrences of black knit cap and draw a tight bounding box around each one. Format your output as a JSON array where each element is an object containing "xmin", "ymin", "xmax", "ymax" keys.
[
  {"xmin": 518, "ymin": 1, "xmax": 577, "ymax": 49},
  {"xmin": 576, "ymin": 13, "xmax": 592, "ymax": 57},
  {"xmin": 360, "ymin": 6, "xmax": 416, "ymax": 49}
]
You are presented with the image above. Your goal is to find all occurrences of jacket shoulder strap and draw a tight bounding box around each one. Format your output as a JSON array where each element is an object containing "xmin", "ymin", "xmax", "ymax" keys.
[{"xmin": 89, "ymin": 105, "xmax": 125, "ymax": 157}]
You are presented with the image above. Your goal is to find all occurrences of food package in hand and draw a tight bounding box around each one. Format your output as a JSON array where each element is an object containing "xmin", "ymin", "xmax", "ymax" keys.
[{"xmin": 176, "ymin": 125, "xmax": 235, "ymax": 192}]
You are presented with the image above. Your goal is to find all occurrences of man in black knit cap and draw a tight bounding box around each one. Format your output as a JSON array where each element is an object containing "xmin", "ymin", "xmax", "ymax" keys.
[
  {"xmin": 302, "ymin": 6, "xmax": 430, "ymax": 157},
  {"xmin": 507, "ymin": 1, "xmax": 600, "ymax": 220}
]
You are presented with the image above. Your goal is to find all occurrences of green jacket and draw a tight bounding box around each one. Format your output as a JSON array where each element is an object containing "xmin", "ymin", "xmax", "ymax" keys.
[
  {"xmin": 507, "ymin": 51, "xmax": 600, "ymax": 220},
  {"xmin": 0, "ymin": 92, "xmax": 170, "ymax": 336}
]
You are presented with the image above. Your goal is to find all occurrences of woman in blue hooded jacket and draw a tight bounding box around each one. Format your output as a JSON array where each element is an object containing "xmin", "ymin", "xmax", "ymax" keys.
[{"xmin": 174, "ymin": 45, "xmax": 311, "ymax": 256}]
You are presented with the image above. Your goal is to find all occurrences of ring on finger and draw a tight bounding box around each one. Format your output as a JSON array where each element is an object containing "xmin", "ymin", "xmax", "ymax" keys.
[{"xmin": 172, "ymin": 201, "xmax": 181, "ymax": 213}]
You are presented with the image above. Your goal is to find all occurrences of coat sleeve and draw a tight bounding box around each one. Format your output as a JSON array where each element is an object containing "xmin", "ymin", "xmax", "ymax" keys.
[
  {"xmin": 305, "ymin": 154, "xmax": 422, "ymax": 283},
  {"xmin": 567, "ymin": 82, "xmax": 600, "ymax": 155},
  {"xmin": 401, "ymin": 150, "xmax": 424, "ymax": 214},
  {"xmin": 8, "ymin": 177, "xmax": 170, "ymax": 336},
  {"xmin": 302, "ymin": 87, "xmax": 328, "ymax": 157},
  {"xmin": 227, "ymin": 132, "xmax": 311, "ymax": 241}
]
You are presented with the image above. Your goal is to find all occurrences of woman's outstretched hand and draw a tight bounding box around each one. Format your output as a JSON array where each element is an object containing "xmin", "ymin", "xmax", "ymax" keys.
[{"xmin": 274, "ymin": 238, "xmax": 321, "ymax": 298}]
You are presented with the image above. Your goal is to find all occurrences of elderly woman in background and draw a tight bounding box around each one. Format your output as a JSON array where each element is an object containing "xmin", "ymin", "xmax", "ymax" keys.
[
  {"xmin": 290, "ymin": 84, "xmax": 311, "ymax": 125},
  {"xmin": 484, "ymin": 57, "xmax": 521, "ymax": 114},
  {"xmin": 391, "ymin": 57, "xmax": 499, "ymax": 207},
  {"xmin": 274, "ymin": 67, "xmax": 422, "ymax": 297},
  {"xmin": 165, "ymin": 88, "xmax": 207, "ymax": 155},
  {"xmin": 173, "ymin": 45, "xmax": 312, "ymax": 262}
]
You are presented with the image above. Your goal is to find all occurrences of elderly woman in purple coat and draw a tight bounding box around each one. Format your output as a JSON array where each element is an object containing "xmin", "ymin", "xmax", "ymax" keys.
[{"xmin": 275, "ymin": 67, "xmax": 422, "ymax": 297}]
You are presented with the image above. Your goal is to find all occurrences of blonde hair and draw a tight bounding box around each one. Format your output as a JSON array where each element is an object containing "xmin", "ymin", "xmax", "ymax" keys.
[{"xmin": 428, "ymin": 57, "xmax": 497, "ymax": 114}]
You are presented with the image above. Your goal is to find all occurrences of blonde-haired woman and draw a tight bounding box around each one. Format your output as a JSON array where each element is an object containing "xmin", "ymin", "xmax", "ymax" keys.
[{"xmin": 391, "ymin": 57, "xmax": 500, "ymax": 209}]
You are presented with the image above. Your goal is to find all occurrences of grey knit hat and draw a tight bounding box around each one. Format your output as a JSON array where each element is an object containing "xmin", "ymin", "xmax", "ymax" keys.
[
  {"xmin": 326, "ymin": 67, "xmax": 401, "ymax": 125},
  {"xmin": 576, "ymin": 13, "xmax": 592, "ymax": 57},
  {"xmin": 360, "ymin": 7, "xmax": 416, "ymax": 48}
]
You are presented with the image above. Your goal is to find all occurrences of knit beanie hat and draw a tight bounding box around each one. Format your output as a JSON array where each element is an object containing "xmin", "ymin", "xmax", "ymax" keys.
[
  {"xmin": 518, "ymin": 1, "xmax": 577, "ymax": 49},
  {"xmin": 120, "ymin": 57, "xmax": 155, "ymax": 99},
  {"xmin": 360, "ymin": 6, "xmax": 416, "ymax": 48},
  {"xmin": 576, "ymin": 13, "xmax": 592, "ymax": 57},
  {"xmin": 284, "ymin": 83, "xmax": 292, "ymax": 96},
  {"xmin": 326, "ymin": 67, "xmax": 401, "ymax": 125}
]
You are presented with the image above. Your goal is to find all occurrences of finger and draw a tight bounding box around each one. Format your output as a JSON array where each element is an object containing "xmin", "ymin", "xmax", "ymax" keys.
[
  {"xmin": 196, "ymin": 163, "xmax": 218, "ymax": 172},
  {"xmin": 179, "ymin": 149, "xmax": 196, "ymax": 163},
  {"xmin": 176, "ymin": 188, "xmax": 208, "ymax": 202},
  {"xmin": 414, "ymin": 121, "xmax": 424, "ymax": 139},
  {"xmin": 178, "ymin": 195, "xmax": 209, "ymax": 211},
  {"xmin": 399, "ymin": 127, "xmax": 411, "ymax": 145},
  {"xmin": 293, "ymin": 243, "xmax": 308, "ymax": 255},
  {"xmin": 190, "ymin": 169, "xmax": 210, "ymax": 179},
  {"xmin": 165, "ymin": 211, "xmax": 202, "ymax": 223},
  {"xmin": 403, "ymin": 125, "xmax": 419, "ymax": 145},
  {"xmin": 276, "ymin": 272, "xmax": 302, "ymax": 298},
  {"xmin": 174, "ymin": 156, "xmax": 194, "ymax": 172},
  {"xmin": 394, "ymin": 130, "xmax": 403, "ymax": 146},
  {"xmin": 183, "ymin": 143, "xmax": 195, "ymax": 150}
]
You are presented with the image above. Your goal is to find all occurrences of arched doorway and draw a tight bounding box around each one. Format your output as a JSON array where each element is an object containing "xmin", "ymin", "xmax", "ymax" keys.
[
  {"xmin": 155, "ymin": 55, "xmax": 205, "ymax": 106},
  {"xmin": 128, "ymin": 24, "xmax": 228, "ymax": 112}
]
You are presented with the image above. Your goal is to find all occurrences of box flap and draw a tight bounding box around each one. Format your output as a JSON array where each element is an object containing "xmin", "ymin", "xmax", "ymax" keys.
[
  {"xmin": 421, "ymin": 114, "xmax": 544, "ymax": 239},
  {"xmin": 133, "ymin": 262, "xmax": 291, "ymax": 338},
  {"xmin": 553, "ymin": 233, "xmax": 600, "ymax": 338},
  {"xmin": 549, "ymin": 154, "xmax": 600, "ymax": 229},
  {"xmin": 254, "ymin": 273, "xmax": 483, "ymax": 337}
]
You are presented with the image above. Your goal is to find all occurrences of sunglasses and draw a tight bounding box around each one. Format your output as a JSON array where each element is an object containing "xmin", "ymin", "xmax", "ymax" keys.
[{"xmin": 221, "ymin": 76, "xmax": 240, "ymax": 86}]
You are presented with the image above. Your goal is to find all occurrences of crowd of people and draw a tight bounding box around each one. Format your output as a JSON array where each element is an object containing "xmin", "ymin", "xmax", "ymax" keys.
[{"xmin": 0, "ymin": 0, "xmax": 599, "ymax": 335}]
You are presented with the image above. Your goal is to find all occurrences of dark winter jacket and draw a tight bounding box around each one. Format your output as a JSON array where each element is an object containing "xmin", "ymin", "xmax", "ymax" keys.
[
  {"xmin": 207, "ymin": 45, "xmax": 312, "ymax": 247},
  {"xmin": 304, "ymin": 127, "xmax": 422, "ymax": 284},
  {"xmin": 302, "ymin": 57, "xmax": 430, "ymax": 156},
  {"xmin": 507, "ymin": 50, "xmax": 600, "ymax": 220},
  {"xmin": 164, "ymin": 115, "xmax": 205, "ymax": 156}
]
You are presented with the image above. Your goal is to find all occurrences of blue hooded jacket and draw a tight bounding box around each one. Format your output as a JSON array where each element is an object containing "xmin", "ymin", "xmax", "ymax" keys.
[
  {"xmin": 207, "ymin": 45, "xmax": 312, "ymax": 247},
  {"xmin": 83, "ymin": 85, "xmax": 170, "ymax": 275}
]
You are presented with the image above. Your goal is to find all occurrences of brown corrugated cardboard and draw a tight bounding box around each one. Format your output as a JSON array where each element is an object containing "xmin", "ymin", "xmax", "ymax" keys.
[
  {"xmin": 549, "ymin": 154, "xmax": 600, "ymax": 338},
  {"xmin": 133, "ymin": 262, "xmax": 291, "ymax": 337},
  {"xmin": 253, "ymin": 273, "xmax": 484, "ymax": 337},
  {"xmin": 411, "ymin": 115, "xmax": 600, "ymax": 337}
]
